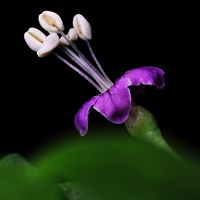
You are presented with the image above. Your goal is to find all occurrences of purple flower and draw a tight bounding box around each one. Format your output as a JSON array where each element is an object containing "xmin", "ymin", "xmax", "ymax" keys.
[
  {"xmin": 24, "ymin": 12, "xmax": 165, "ymax": 136},
  {"xmin": 75, "ymin": 66, "xmax": 165, "ymax": 136}
]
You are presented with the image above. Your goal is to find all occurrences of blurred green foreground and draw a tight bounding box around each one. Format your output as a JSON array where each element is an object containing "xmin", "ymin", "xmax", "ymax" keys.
[{"xmin": 0, "ymin": 128, "xmax": 200, "ymax": 200}]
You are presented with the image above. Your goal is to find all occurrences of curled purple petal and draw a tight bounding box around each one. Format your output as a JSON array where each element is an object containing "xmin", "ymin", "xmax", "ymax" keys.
[
  {"xmin": 122, "ymin": 66, "xmax": 165, "ymax": 89},
  {"xmin": 75, "ymin": 96, "xmax": 99, "ymax": 136},
  {"xmin": 93, "ymin": 78, "xmax": 132, "ymax": 124}
]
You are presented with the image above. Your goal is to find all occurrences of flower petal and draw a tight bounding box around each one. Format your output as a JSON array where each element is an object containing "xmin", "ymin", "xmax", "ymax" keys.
[
  {"xmin": 122, "ymin": 66, "xmax": 165, "ymax": 89},
  {"xmin": 75, "ymin": 96, "xmax": 99, "ymax": 136},
  {"xmin": 93, "ymin": 78, "xmax": 132, "ymax": 124}
]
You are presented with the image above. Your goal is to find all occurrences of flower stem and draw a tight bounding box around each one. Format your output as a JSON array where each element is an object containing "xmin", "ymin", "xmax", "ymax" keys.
[{"xmin": 125, "ymin": 104, "xmax": 180, "ymax": 160}]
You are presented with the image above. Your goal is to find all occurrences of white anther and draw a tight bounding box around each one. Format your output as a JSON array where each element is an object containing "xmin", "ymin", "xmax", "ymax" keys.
[
  {"xmin": 59, "ymin": 28, "xmax": 78, "ymax": 45},
  {"xmin": 68, "ymin": 28, "xmax": 78, "ymax": 41},
  {"xmin": 39, "ymin": 11, "xmax": 65, "ymax": 33},
  {"xmin": 73, "ymin": 14, "xmax": 92, "ymax": 40},
  {"xmin": 24, "ymin": 28, "xmax": 46, "ymax": 51},
  {"xmin": 59, "ymin": 35, "xmax": 70, "ymax": 45},
  {"xmin": 37, "ymin": 33, "xmax": 59, "ymax": 57}
]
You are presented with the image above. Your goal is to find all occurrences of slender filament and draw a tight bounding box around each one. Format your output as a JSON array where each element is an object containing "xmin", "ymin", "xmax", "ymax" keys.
[
  {"xmin": 52, "ymin": 51, "xmax": 104, "ymax": 93},
  {"xmin": 86, "ymin": 40, "xmax": 113, "ymax": 86},
  {"xmin": 60, "ymin": 31, "xmax": 111, "ymax": 91}
]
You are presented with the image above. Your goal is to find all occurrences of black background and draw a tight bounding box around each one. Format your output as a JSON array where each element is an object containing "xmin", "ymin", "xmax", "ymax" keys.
[{"xmin": 1, "ymin": 2, "xmax": 198, "ymax": 157}]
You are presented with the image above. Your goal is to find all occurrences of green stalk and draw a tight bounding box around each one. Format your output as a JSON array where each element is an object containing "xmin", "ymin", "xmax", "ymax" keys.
[{"xmin": 125, "ymin": 104, "xmax": 180, "ymax": 160}]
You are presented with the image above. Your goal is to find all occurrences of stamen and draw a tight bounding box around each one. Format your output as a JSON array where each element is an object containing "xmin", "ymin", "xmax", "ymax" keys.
[
  {"xmin": 58, "ymin": 44, "xmax": 108, "ymax": 92},
  {"xmin": 59, "ymin": 44, "xmax": 88, "ymax": 70},
  {"xmin": 60, "ymin": 31, "xmax": 111, "ymax": 91},
  {"xmin": 52, "ymin": 51, "xmax": 104, "ymax": 93},
  {"xmin": 43, "ymin": 14, "xmax": 56, "ymax": 27},
  {"xmin": 85, "ymin": 40, "xmax": 113, "ymax": 87}
]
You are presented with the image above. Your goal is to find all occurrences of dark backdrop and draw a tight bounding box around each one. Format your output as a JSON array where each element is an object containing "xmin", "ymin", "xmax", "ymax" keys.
[{"xmin": 1, "ymin": 2, "xmax": 198, "ymax": 157}]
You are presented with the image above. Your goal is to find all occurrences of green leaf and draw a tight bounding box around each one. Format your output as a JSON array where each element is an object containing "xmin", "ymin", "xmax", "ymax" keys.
[
  {"xmin": 30, "ymin": 129, "xmax": 200, "ymax": 200},
  {"xmin": 0, "ymin": 154, "xmax": 66, "ymax": 200},
  {"xmin": 58, "ymin": 182, "xmax": 83, "ymax": 200}
]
